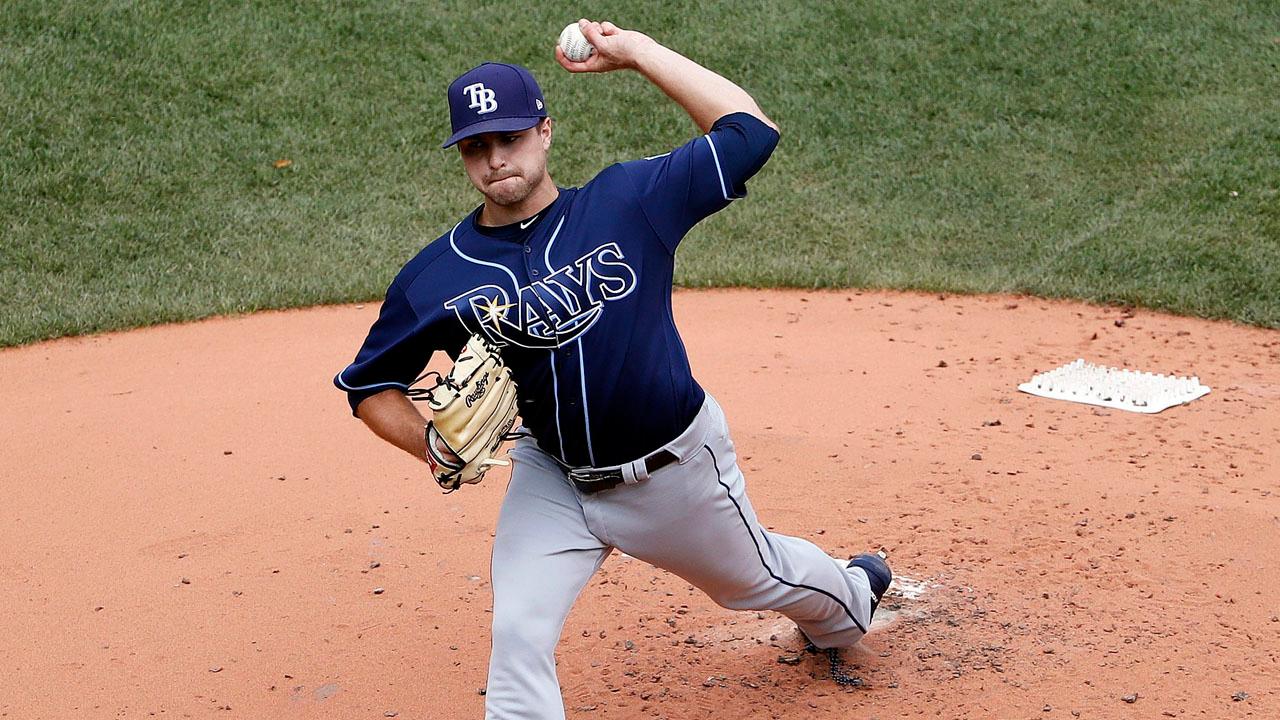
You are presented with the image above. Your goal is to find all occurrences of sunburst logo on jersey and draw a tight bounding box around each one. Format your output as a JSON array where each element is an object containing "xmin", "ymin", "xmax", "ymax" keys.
[{"xmin": 476, "ymin": 296, "xmax": 514, "ymax": 326}]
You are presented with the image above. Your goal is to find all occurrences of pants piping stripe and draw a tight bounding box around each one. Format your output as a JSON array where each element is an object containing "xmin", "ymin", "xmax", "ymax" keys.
[{"xmin": 702, "ymin": 444, "xmax": 867, "ymax": 635}]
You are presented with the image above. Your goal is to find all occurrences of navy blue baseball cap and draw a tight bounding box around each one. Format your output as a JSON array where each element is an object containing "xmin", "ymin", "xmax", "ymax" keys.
[{"xmin": 442, "ymin": 62, "xmax": 548, "ymax": 149}]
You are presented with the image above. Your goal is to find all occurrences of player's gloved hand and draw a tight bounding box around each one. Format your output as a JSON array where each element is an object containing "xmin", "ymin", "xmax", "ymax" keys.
[
  {"xmin": 555, "ymin": 19, "xmax": 655, "ymax": 74},
  {"xmin": 409, "ymin": 334, "xmax": 522, "ymax": 493}
]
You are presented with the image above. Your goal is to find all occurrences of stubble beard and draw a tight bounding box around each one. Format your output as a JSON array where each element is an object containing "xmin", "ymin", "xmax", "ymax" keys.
[
  {"xmin": 484, "ymin": 174, "xmax": 536, "ymax": 207},
  {"xmin": 482, "ymin": 156, "xmax": 549, "ymax": 208}
]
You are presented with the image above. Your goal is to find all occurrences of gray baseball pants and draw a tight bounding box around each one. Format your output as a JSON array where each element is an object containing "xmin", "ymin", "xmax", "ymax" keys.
[{"xmin": 483, "ymin": 394, "xmax": 874, "ymax": 720}]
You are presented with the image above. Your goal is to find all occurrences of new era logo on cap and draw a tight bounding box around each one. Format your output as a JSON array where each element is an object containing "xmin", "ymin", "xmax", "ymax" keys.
[{"xmin": 443, "ymin": 63, "xmax": 547, "ymax": 148}]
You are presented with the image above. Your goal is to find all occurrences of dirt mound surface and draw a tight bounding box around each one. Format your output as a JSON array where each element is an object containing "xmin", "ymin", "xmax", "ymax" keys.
[{"xmin": 2, "ymin": 290, "xmax": 1276, "ymax": 718}]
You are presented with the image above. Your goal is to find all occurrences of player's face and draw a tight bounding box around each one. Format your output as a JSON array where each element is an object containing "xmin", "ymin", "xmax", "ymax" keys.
[{"xmin": 458, "ymin": 119, "xmax": 553, "ymax": 207}]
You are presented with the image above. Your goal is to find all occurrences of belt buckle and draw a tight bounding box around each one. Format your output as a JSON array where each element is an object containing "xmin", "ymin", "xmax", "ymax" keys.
[
  {"xmin": 568, "ymin": 466, "xmax": 623, "ymax": 494},
  {"xmin": 568, "ymin": 468, "xmax": 605, "ymax": 483}
]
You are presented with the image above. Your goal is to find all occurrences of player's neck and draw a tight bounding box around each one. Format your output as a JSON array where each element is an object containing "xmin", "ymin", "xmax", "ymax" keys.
[{"xmin": 479, "ymin": 175, "xmax": 559, "ymax": 227}]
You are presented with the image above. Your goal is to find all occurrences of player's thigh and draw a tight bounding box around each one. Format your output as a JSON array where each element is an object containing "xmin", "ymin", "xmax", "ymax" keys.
[
  {"xmin": 599, "ymin": 442, "xmax": 774, "ymax": 598},
  {"xmin": 492, "ymin": 440, "xmax": 611, "ymax": 618}
]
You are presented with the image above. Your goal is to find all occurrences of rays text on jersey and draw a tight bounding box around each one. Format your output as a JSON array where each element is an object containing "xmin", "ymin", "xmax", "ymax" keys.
[{"xmin": 445, "ymin": 242, "xmax": 637, "ymax": 348}]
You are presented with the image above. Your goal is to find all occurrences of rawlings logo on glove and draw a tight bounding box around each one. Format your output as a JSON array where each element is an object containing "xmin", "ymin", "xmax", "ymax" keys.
[{"xmin": 409, "ymin": 334, "xmax": 522, "ymax": 492}]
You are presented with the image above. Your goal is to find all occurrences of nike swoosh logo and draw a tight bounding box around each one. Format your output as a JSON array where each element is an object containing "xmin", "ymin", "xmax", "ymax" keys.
[{"xmin": 519, "ymin": 214, "xmax": 540, "ymax": 230}]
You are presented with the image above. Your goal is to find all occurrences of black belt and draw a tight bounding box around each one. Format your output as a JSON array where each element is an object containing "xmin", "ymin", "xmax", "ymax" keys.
[{"xmin": 568, "ymin": 450, "xmax": 679, "ymax": 494}]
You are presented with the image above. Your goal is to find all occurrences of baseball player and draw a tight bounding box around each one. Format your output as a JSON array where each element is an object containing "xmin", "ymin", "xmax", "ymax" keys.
[{"xmin": 334, "ymin": 19, "xmax": 892, "ymax": 719}]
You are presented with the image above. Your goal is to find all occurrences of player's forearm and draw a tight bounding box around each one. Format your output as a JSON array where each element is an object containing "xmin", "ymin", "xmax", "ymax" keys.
[
  {"xmin": 355, "ymin": 389, "xmax": 429, "ymax": 462},
  {"xmin": 632, "ymin": 42, "xmax": 778, "ymax": 134}
]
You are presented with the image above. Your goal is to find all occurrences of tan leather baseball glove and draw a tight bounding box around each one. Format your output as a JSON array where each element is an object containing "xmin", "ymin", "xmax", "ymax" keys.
[{"xmin": 410, "ymin": 334, "xmax": 521, "ymax": 492}]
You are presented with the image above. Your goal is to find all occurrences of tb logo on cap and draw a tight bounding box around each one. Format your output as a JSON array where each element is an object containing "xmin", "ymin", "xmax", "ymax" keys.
[{"xmin": 462, "ymin": 82, "xmax": 498, "ymax": 114}]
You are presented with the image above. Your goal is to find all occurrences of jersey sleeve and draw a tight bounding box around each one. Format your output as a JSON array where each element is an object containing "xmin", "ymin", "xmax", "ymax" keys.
[
  {"xmin": 620, "ymin": 111, "xmax": 780, "ymax": 253},
  {"xmin": 333, "ymin": 280, "xmax": 438, "ymax": 416}
]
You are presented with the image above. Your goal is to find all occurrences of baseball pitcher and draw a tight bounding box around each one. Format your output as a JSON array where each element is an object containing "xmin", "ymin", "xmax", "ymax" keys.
[{"xmin": 334, "ymin": 19, "xmax": 892, "ymax": 719}]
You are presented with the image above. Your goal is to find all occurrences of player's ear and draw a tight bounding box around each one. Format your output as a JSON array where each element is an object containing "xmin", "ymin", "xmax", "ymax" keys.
[{"xmin": 541, "ymin": 117, "xmax": 553, "ymax": 150}]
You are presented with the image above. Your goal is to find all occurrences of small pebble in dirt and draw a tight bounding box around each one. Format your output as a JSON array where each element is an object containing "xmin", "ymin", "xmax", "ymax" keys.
[
  {"xmin": 369, "ymin": 561, "xmax": 381, "ymax": 569},
  {"xmin": 777, "ymin": 654, "xmax": 803, "ymax": 665},
  {"xmin": 372, "ymin": 587, "xmax": 385, "ymax": 595},
  {"xmin": 971, "ymin": 453, "xmax": 983, "ymax": 461},
  {"xmin": 936, "ymin": 360, "xmax": 948, "ymax": 368},
  {"xmin": 384, "ymin": 711, "xmax": 399, "ymax": 717},
  {"xmin": 209, "ymin": 666, "xmax": 222, "ymax": 673},
  {"xmin": 982, "ymin": 419, "xmax": 1001, "ymax": 427},
  {"xmin": 624, "ymin": 640, "xmax": 635, "ymax": 650},
  {"xmin": 1114, "ymin": 319, "xmax": 1125, "ymax": 327},
  {"xmin": 1122, "ymin": 693, "xmax": 1138, "ymax": 703},
  {"xmin": 1232, "ymin": 691, "xmax": 1249, "ymax": 702},
  {"xmin": 180, "ymin": 577, "xmax": 191, "ymax": 585},
  {"xmin": 1043, "ymin": 705, "xmax": 1052, "ymax": 712},
  {"xmin": 478, "ymin": 688, "xmax": 487, "ymax": 696}
]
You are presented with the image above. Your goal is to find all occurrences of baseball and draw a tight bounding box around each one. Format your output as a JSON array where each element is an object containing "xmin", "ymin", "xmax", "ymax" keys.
[{"xmin": 559, "ymin": 22, "xmax": 595, "ymax": 62}]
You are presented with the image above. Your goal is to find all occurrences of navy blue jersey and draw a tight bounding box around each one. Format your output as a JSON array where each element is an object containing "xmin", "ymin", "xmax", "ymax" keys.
[{"xmin": 335, "ymin": 112, "xmax": 779, "ymax": 467}]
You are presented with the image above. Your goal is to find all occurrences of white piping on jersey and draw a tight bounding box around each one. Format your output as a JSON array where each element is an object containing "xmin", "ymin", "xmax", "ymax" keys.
[
  {"xmin": 577, "ymin": 338, "xmax": 596, "ymax": 466},
  {"xmin": 549, "ymin": 353, "xmax": 567, "ymax": 461},
  {"xmin": 542, "ymin": 214, "xmax": 570, "ymax": 462},
  {"xmin": 543, "ymin": 215, "xmax": 566, "ymax": 272},
  {"xmin": 643, "ymin": 151, "xmax": 672, "ymax": 161},
  {"xmin": 448, "ymin": 221, "xmax": 521, "ymax": 289},
  {"xmin": 334, "ymin": 373, "xmax": 409, "ymax": 393},
  {"xmin": 703, "ymin": 135, "xmax": 731, "ymax": 201}
]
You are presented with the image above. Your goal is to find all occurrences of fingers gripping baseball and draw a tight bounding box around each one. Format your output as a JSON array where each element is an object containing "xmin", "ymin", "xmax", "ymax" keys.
[{"xmin": 556, "ymin": 19, "xmax": 652, "ymax": 73}]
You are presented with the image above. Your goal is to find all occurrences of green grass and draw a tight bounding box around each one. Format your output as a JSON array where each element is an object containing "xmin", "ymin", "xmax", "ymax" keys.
[{"xmin": 2, "ymin": 0, "xmax": 1278, "ymax": 346}]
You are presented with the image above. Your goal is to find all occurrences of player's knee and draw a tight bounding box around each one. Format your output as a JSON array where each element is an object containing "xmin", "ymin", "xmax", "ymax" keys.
[
  {"xmin": 701, "ymin": 583, "xmax": 767, "ymax": 612},
  {"xmin": 712, "ymin": 593, "xmax": 761, "ymax": 611},
  {"xmin": 491, "ymin": 605, "xmax": 562, "ymax": 656}
]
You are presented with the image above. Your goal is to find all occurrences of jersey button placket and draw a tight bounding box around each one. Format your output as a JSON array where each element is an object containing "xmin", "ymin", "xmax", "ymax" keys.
[{"xmin": 523, "ymin": 243, "xmax": 536, "ymax": 277}]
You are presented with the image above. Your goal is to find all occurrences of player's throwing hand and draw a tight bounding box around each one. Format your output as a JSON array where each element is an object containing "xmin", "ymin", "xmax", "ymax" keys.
[{"xmin": 555, "ymin": 19, "xmax": 654, "ymax": 74}]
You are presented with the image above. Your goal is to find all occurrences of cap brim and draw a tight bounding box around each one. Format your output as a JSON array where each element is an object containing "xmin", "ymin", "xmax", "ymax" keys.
[{"xmin": 441, "ymin": 116, "xmax": 544, "ymax": 149}]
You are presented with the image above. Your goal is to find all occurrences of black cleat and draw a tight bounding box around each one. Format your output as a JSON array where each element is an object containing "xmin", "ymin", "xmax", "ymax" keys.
[{"xmin": 847, "ymin": 552, "xmax": 893, "ymax": 619}]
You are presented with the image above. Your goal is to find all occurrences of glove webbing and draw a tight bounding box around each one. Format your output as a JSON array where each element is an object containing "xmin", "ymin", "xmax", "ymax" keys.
[{"xmin": 406, "ymin": 368, "xmax": 527, "ymax": 445}]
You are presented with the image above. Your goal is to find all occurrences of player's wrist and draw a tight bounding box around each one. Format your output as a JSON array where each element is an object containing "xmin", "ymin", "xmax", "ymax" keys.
[{"xmin": 625, "ymin": 36, "xmax": 664, "ymax": 73}]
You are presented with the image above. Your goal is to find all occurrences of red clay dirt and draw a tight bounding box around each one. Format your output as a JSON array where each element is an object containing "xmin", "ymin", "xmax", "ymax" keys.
[{"xmin": 2, "ymin": 289, "xmax": 1277, "ymax": 719}]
